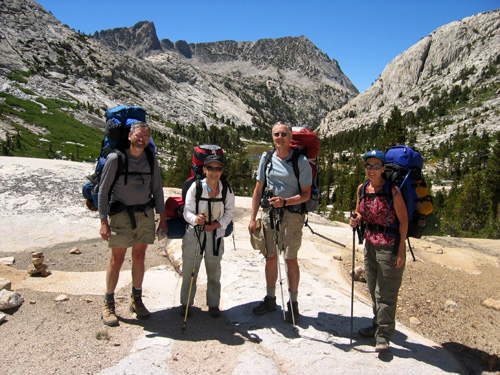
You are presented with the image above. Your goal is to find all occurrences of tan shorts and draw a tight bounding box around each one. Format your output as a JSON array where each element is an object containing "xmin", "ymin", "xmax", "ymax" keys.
[
  {"xmin": 109, "ymin": 208, "xmax": 155, "ymax": 248},
  {"xmin": 262, "ymin": 209, "xmax": 304, "ymax": 259}
]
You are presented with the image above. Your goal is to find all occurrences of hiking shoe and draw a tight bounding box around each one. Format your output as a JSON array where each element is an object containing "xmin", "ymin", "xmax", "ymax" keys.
[
  {"xmin": 209, "ymin": 306, "xmax": 222, "ymax": 318},
  {"xmin": 101, "ymin": 300, "xmax": 119, "ymax": 327},
  {"xmin": 252, "ymin": 296, "xmax": 277, "ymax": 315},
  {"xmin": 286, "ymin": 301, "xmax": 300, "ymax": 323},
  {"xmin": 130, "ymin": 295, "xmax": 150, "ymax": 319},
  {"xmin": 359, "ymin": 323, "xmax": 378, "ymax": 338},
  {"xmin": 375, "ymin": 337, "xmax": 390, "ymax": 352}
]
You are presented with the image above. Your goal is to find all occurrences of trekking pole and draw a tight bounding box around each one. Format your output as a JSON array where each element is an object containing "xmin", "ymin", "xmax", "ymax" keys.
[
  {"xmin": 350, "ymin": 225, "xmax": 356, "ymax": 346},
  {"xmin": 407, "ymin": 238, "xmax": 416, "ymax": 261},
  {"xmin": 278, "ymin": 209, "xmax": 296, "ymax": 326},
  {"xmin": 182, "ymin": 225, "xmax": 203, "ymax": 333},
  {"xmin": 270, "ymin": 207, "xmax": 286, "ymax": 322}
]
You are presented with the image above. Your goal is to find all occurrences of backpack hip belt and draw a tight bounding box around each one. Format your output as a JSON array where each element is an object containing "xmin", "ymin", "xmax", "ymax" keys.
[
  {"xmin": 365, "ymin": 222, "xmax": 399, "ymax": 235},
  {"xmin": 108, "ymin": 199, "xmax": 155, "ymax": 229}
]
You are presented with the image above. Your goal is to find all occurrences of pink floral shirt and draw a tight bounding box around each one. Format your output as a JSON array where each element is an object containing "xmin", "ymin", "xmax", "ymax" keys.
[{"xmin": 359, "ymin": 184, "xmax": 397, "ymax": 247}]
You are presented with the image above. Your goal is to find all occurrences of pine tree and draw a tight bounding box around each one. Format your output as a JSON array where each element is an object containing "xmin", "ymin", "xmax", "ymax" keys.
[
  {"xmin": 380, "ymin": 106, "xmax": 407, "ymax": 149},
  {"xmin": 165, "ymin": 144, "xmax": 191, "ymax": 188},
  {"xmin": 442, "ymin": 171, "xmax": 491, "ymax": 237},
  {"xmin": 485, "ymin": 132, "xmax": 500, "ymax": 219}
]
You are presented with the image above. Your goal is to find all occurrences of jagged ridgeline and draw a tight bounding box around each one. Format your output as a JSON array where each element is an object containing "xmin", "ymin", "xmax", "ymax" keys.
[{"xmin": 0, "ymin": 0, "xmax": 357, "ymax": 197}]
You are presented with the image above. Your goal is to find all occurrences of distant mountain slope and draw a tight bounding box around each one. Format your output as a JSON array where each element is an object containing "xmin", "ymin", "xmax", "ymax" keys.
[
  {"xmin": 93, "ymin": 22, "xmax": 358, "ymax": 128},
  {"xmin": 317, "ymin": 9, "xmax": 500, "ymax": 149},
  {"xmin": 0, "ymin": 0, "xmax": 359, "ymax": 141}
]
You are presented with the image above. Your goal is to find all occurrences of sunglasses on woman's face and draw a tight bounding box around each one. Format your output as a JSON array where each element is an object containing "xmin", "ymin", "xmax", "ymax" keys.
[
  {"xmin": 273, "ymin": 132, "xmax": 288, "ymax": 138},
  {"xmin": 206, "ymin": 166, "xmax": 223, "ymax": 172},
  {"xmin": 364, "ymin": 163, "xmax": 383, "ymax": 170}
]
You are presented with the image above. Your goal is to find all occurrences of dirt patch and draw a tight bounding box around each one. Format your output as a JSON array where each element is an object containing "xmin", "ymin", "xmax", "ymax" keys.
[
  {"xmin": 1, "ymin": 287, "xmax": 142, "ymax": 375},
  {"xmin": 0, "ymin": 238, "xmax": 170, "ymax": 375}
]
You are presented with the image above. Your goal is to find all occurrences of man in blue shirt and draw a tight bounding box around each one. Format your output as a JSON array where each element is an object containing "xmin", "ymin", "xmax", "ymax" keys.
[{"xmin": 248, "ymin": 121, "xmax": 312, "ymax": 322}]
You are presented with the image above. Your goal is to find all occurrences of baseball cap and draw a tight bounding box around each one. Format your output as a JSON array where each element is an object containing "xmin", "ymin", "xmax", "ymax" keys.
[
  {"xmin": 250, "ymin": 218, "xmax": 267, "ymax": 256},
  {"xmin": 362, "ymin": 150, "xmax": 385, "ymax": 163},
  {"xmin": 204, "ymin": 154, "xmax": 224, "ymax": 166}
]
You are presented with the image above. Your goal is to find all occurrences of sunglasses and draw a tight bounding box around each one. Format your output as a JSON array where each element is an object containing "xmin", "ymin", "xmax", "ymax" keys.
[
  {"xmin": 132, "ymin": 133, "xmax": 150, "ymax": 141},
  {"xmin": 364, "ymin": 164, "xmax": 383, "ymax": 170},
  {"xmin": 273, "ymin": 132, "xmax": 288, "ymax": 138},
  {"xmin": 206, "ymin": 166, "xmax": 223, "ymax": 172}
]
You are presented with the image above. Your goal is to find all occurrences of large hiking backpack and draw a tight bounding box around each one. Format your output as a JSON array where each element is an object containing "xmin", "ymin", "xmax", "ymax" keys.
[
  {"xmin": 182, "ymin": 145, "xmax": 224, "ymax": 201},
  {"xmin": 165, "ymin": 145, "xmax": 233, "ymax": 240},
  {"xmin": 262, "ymin": 127, "xmax": 321, "ymax": 213},
  {"xmin": 359, "ymin": 145, "xmax": 434, "ymax": 259},
  {"xmin": 384, "ymin": 145, "xmax": 433, "ymax": 238},
  {"xmin": 82, "ymin": 105, "xmax": 156, "ymax": 211},
  {"xmin": 290, "ymin": 127, "xmax": 320, "ymax": 212}
]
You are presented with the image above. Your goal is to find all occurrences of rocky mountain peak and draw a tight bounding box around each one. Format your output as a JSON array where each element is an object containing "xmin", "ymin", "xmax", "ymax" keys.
[
  {"xmin": 1, "ymin": 0, "xmax": 358, "ymax": 136},
  {"xmin": 318, "ymin": 9, "xmax": 500, "ymax": 150},
  {"xmin": 93, "ymin": 21, "xmax": 162, "ymax": 57}
]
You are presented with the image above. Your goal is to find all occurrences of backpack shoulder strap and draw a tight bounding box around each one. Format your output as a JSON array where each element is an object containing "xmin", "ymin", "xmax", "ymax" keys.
[
  {"xmin": 220, "ymin": 174, "xmax": 232, "ymax": 198},
  {"xmin": 290, "ymin": 149, "xmax": 303, "ymax": 196},
  {"xmin": 358, "ymin": 180, "xmax": 370, "ymax": 201},
  {"xmin": 264, "ymin": 149, "xmax": 275, "ymax": 173},
  {"xmin": 384, "ymin": 180, "xmax": 394, "ymax": 203},
  {"xmin": 195, "ymin": 178, "xmax": 203, "ymax": 214},
  {"xmin": 113, "ymin": 150, "xmax": 128, "ymax": 185},
  {"xmin": 291, "ymin": 148, "xmax": 301, "ymax": 181},
  {"xmin": 221, "ymin": 177, "xmax": 229, "ymax": 202},
  {"xmin": 261, "ymin": 149, "xmax": 275, "ymax": 195}
]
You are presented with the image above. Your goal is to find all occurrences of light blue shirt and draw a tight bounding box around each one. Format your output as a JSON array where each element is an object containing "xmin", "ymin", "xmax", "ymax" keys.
[{"xmin": 257, "ymin": 149, "xmax": 312, "ymax": 199}]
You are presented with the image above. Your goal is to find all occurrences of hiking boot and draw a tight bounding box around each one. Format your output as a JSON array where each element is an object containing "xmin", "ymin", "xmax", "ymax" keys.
[
  {"xmin": 359, "ymin": 323, "xmax": 378, "ymax": 338},
  {"xmin": 286, "ymin": 301, "xmax": 300, "ymax": 323},
  {"xmin": 209, "ymin": 306, "xmax": 222, "ymax": 318},
  {"xmin": 101, "ymin": 300, "xmax": 119, "ymax": 327},
  {"xmin": 375, "ymin": 337, "xmax": 390, "ymax": 352},
  {"xmin": 252, "ymin": 296, "xmax": 277, "ymax": 315},
  {"xmin": 130, "ymin": 295, "xmax": 150, "ymax": 319}
]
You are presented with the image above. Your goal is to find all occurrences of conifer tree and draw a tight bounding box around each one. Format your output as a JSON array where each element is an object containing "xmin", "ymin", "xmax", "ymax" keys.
[
  {"xmin": 380, "ymin": 106, "xmax": 407, "ymax": 149},
  {"xmin": 485, "ymin": 132, "xmax": 500, "ymax": 219}
]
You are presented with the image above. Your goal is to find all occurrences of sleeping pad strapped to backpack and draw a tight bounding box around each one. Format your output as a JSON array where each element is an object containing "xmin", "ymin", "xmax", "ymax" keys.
[{"xmin": 82, "ymin": 105, "xmax": 156, "ymax": 211}]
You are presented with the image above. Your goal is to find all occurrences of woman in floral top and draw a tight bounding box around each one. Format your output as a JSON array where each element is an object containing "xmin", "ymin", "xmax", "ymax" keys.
[{"xmin": 349, "ymin": 149, "xmax": 408, "ymax": 352}]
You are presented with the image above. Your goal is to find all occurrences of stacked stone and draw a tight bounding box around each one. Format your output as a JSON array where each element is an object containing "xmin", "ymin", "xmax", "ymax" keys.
[{"xmin": 27, "ymin": 252, "xmax": 49, "ymax": 277}]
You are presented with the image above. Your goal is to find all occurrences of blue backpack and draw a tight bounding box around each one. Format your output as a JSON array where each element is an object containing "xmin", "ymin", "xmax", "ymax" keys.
[{"xmin": 82, "ymin": 105, "xmax": 156, "ymax": 211}]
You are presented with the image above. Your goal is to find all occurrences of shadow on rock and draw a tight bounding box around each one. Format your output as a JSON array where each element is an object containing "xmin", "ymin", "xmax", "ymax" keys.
[
  {"xmin": 225, "ymin": 301, "xmax": 302, "ymax": 340},
  {"xmin": 311, "ymin": 312, "xmax": 464, "ymax": 373},
  {"xmin": 226, "ymin": 305, "xmax": 463, "ymax": 374},
  {"xmin": 119, "ymin": 305, "xmax": 256, "ymax": 346},
  {"xmin": 442, "ymin": 342, "xmax": 500, "ymax": 374}
]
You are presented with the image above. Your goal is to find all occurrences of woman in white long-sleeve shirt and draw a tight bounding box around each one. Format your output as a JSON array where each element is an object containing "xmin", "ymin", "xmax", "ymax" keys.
[{"xmin": 180, "ymin": 154, "xmax": 235, "ymax": 318}]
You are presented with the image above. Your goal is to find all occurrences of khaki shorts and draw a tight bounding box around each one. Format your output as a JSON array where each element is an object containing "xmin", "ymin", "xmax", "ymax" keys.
[
  {"xmin": 109, "ymin": 208, "xmax": 155, "ymax": 248},
  {"xmin": 262, "ymin": 209, "xmax": 304, "ymax": 259}
]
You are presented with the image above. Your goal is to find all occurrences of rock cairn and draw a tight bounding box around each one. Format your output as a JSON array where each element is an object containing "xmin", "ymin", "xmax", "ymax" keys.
[{"xmin": 27, "ymin": 252, "xmax": 49, "ymax": 277}]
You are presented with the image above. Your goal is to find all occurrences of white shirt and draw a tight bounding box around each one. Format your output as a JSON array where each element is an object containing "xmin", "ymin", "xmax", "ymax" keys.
[{"xmin": 183, "ymin": 178, "xmax": 235, "ymax": 239}]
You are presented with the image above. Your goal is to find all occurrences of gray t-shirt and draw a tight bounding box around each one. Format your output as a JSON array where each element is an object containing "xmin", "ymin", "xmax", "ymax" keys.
[
  {"xmin": 256, "ymin": 149, "xmax": 312, "ymax": 198},
  {"xmin": 98, "ymin": 150, "xmax": 165, "ymax": 219}
]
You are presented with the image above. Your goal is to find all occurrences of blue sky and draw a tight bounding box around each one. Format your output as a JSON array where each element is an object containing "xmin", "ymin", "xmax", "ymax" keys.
[{"xmin": 37, "ymin": 0, "xmax": 499, "ymax": 93}]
